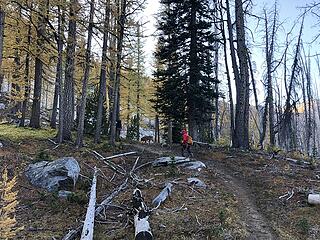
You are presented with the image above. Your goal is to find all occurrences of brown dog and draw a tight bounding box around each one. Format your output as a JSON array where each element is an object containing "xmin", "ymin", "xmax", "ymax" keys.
[{"xmin": 141, "ymin": 136, "xmax": 153, "ymax": 144}]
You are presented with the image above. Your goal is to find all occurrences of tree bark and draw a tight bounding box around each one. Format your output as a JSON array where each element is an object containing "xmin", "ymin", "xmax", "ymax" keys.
[
  {"xmin": 0, "ymin": 8, "xmax": 4, "ymax": 92},
  {"xmin": 188, "ymin": 0, "xmax": 199, "ymax": 140},
  {"xmin": 20, "ymin": 20, "xmax": 32, "ymax": 127},
  {"xmin": 233, "ymin": 0, "xmax": 250, "ymax": 149},
  {"xmin": 110, "ymin": 0, "xmax": 127, "ymax": 145},
  {"xmin": 76, "ymin": 0, "xmax": 95, "ymax": 147},
  {"xmin": 30, "ymin": 1, "xmax": 47, "ymax": 128},
  {"xmin": 94, "ymin": 0, "xmax": 110, "ymax": 143},
  {"xmin": 50, "ymin": 7, "xmax": 64, "ymax": 129},
  {"xmin": 60, "ymin": 0, "xmax": 78, "ymax": 142}
]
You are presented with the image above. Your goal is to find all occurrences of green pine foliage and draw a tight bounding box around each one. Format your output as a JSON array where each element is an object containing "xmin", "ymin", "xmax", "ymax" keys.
[{"xmin": 153, "ymin": 0, "xmax": 219, "ymax": 138}]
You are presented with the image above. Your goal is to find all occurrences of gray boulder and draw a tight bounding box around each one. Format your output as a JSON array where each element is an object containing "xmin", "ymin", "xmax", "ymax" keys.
[{"xmin": 25, "ymin": 157, "xmax": 80, "ymax": 192}]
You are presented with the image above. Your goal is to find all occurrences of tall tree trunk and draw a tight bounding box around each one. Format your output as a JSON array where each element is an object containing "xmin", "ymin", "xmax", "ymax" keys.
[
  {"xmin": 136, "ymin": 23, "xmax": 142, "ymax": 141},
  {"xmin": 60, "ymin": 0, "xmax": 78, "ymax": 142},
  {"xmin": 20, "ymin": 20, "xmax": 32, "ymax": 127},
  {"xmin": 30, "ymin": 1, "xmax": 47, "ymax": 128},
  {"xmin": 0, "ymin": 8, "xmax": 4, "ymax": 92},
  {"xmin": 225, "ymin": 0, "xmax": 238, "ymax": 144},
  {"xmin": 110, "ymin": 0, "xmax": 127, "ymax": 145},
  {"xmin": 108, "ymin": 15, "xmax": 117, "ymax": 135},
  {"xmin": 51, "ymin": 7, "xmax": 64, "ymax": 129},
  {"xmin": 94, "ymin": 0, "xmax": 110, "ymax": 143},
  {"xmin": 76, "ymin": 0, "xmax": 95, "ymax": 147},
  {"xmin": 188, "ymin": 0, "xmax": 199, "ymax": 140},
  {"xmin": 233, "ymin": 0, "xmax": 250, "ymax": 148}
]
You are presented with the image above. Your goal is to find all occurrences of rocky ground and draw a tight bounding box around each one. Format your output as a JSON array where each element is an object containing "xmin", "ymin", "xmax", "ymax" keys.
[{"xmin": 1, "ymin": 124, "xmax": 320, "ymax": 239}]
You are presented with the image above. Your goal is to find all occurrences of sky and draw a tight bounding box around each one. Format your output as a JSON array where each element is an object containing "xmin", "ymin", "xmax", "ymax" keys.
[{"xmin": 141, "ymin": 0, "xmax": 320, "ymax": 103}]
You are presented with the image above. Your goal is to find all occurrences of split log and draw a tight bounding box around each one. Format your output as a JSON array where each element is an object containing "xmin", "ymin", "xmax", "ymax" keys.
[
  {"xmin": 80, "ymin": 168, "xmax": 97, "ymax": 240},
  {"xmin": 152, "ymin": 183, "xmax": 173, "ymax": 207},
  {"xmin": 308, "ymin": 194, "xmax": 320, "ymax": 204},
  {"xmin": 133, "ymin": 189, "xmax": 153, "ymax": 240},
  {"xmin": 152, "ymin": 156, "xmax": 190, "ymax": 167}
]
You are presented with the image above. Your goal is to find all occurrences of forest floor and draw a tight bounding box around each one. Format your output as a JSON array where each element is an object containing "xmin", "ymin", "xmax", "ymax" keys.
[{"xmin": 1, "ymin": 123, "xmax": 320, "ymax": 239}]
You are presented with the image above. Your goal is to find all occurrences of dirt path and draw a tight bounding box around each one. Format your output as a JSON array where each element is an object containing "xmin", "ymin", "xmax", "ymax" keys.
[
  {"xmin": 208, "ymin": 160, "xmax": 277, "ymax": 240},
  {"xmin": 130, "ymin": 143, "xmax": 278, "ymax": 239}
]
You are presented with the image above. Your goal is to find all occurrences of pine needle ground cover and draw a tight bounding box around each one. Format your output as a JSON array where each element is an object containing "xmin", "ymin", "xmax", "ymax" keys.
[{"xmin": 0, "ymin": 123, "xmax": 319, "ymax": 239}]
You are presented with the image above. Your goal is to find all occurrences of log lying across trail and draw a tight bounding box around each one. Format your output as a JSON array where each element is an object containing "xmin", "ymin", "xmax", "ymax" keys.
[
  {"xmin": 133, "ymin": 189, "xmax": 153, "ymax": 240},
  {"xmin": 80, "ymin": 168, "xmax": 97, "ymax": 240}
]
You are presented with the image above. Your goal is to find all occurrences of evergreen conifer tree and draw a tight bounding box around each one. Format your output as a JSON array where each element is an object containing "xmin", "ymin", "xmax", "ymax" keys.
[{"xmin": 154, "ymin": 0, "xmax": 218, "ymax": 141}]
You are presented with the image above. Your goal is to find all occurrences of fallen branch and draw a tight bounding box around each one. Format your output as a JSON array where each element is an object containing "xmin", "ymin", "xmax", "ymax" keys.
[
  {"xmin": 62, "ymin": 179, "xmax": 128, "ymax": 240},
  {"xmin": 80, "ymin": 167, "xmax": 98, "ymax": 240},
  {"xmin": 152, "ymin": 183, "xmax": 173, "ymax": 208},
  {"xmin": 90, "ymin": 150, "xmax": 126, "ymax": 175},
  {"xmin": 132, "ymin": 189, "xmax": 153, "ymax": 240}
]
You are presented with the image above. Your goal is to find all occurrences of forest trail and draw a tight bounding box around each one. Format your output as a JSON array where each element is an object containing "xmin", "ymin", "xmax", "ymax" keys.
[
  {"xmin": 131, "ymin": 143, "xmax": 278, "ymax": 240},
  {"xmin": 207, "ymin": 159, "xmax": 277, "ymax": 240}
]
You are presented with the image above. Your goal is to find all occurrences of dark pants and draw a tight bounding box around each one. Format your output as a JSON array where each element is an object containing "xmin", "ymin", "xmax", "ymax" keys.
[{"xmin": 182, "ymin": 143, "xmax": 192, "ymax": 157}]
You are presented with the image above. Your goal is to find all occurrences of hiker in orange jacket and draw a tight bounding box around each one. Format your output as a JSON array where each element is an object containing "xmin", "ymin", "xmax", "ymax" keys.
[{"xmin": 181, "ymin": 129, "xmax": 192, "ymax": 157}]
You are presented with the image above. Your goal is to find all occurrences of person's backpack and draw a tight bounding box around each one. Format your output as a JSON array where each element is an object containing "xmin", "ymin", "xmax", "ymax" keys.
[{"xmin": 187, "ymin": 135, "xmax": 193, "ymax": 145}]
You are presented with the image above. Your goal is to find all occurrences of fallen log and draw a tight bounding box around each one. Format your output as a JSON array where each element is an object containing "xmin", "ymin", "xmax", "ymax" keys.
[
  {"xmin": 133, "ymin": 189, "xmax": 153, "ymax": 240},
  {"xmin": 308, "ymin": 194, "xmax": 320, "ymax": 204},
  {"xmin": 193, "ymin": 141, "xmax": 214, "ymax": 149},
  {"xmin": 80, "ymin": 168, "xmax": 98, "ymax": 240},
  {"xmin": 187, "ymin": 177, "xmax": 206, "ymax": 189},
  {"xmin": 62, "ymin": 179, "xmax": 128, "ymax": 240},
  {"xmin": 152, "ymin": 156, "xmax": 190, "ymax": 167},
  {"xmin": 104, "ymin": 151, "xmax": 136, "ymax": 160},
  {"xmin": 152, "ymin": 183, "xmax": 173, "ymax": 207},
  {"xmin": 180, "ymin": 161, "xmax": 206, "ymax": 170}
]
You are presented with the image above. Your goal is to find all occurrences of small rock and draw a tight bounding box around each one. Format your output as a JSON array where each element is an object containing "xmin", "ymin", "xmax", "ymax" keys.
[{"xmin": 0, "ymin": 142, "xmax": 3, "ymax": 148}]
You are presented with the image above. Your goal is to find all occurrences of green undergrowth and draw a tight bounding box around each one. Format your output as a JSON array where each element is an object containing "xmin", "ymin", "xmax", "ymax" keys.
[{"xmin": 0, "ymin": 123, "xmax": 56, "ymax": 141}]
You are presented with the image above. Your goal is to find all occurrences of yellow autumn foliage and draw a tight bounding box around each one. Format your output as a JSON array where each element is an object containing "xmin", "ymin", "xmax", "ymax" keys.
[{"xmin": 0, "ymin": 168, "xmax": 23, "ymax": 239}]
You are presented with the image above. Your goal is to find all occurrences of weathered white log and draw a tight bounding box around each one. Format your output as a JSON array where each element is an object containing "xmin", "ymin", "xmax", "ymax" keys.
[
  {"xmin": 80, "ymin": 167, "xmax": 98, "ymax": 240},
  {"xmin": 62, "ymin": 179, "xmax": 128, "ymax": 240},
  {"xmin": 104, "ymin": 151, "xmax": 136, "ymax": 160},
  {"xmin": 133, "ymin": 189, "xmax": 153, "ymax": 240},
  {"xmin": 180, "ymin": 161, "xmax": 206, "ymax": 170},
  {"xmin": 91, "ymin": 150, "xmax": 126, "ymax": 175},
  {"xmin": 187, "ymin": 177, "xmax": 207, "ymax": 188},
  {"xmin": 308, "ymin": 194, "xmax": 320, "ymax": 204},
  {"xmin": 152, "ymin": 156, "xmax": 190, "ymax": 167},
  {"xmin": 286, "ymin": 157, "xmax": 311, "ymax": 166},
  {"xmin": 152, "ymin": 183, "xmax": 173, "ymax": 207}
]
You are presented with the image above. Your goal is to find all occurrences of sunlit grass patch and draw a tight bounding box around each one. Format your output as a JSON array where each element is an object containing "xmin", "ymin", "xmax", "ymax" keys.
[{"xmin": 0, "ymin": 124, "xmax": 56, "ymax": 141}]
